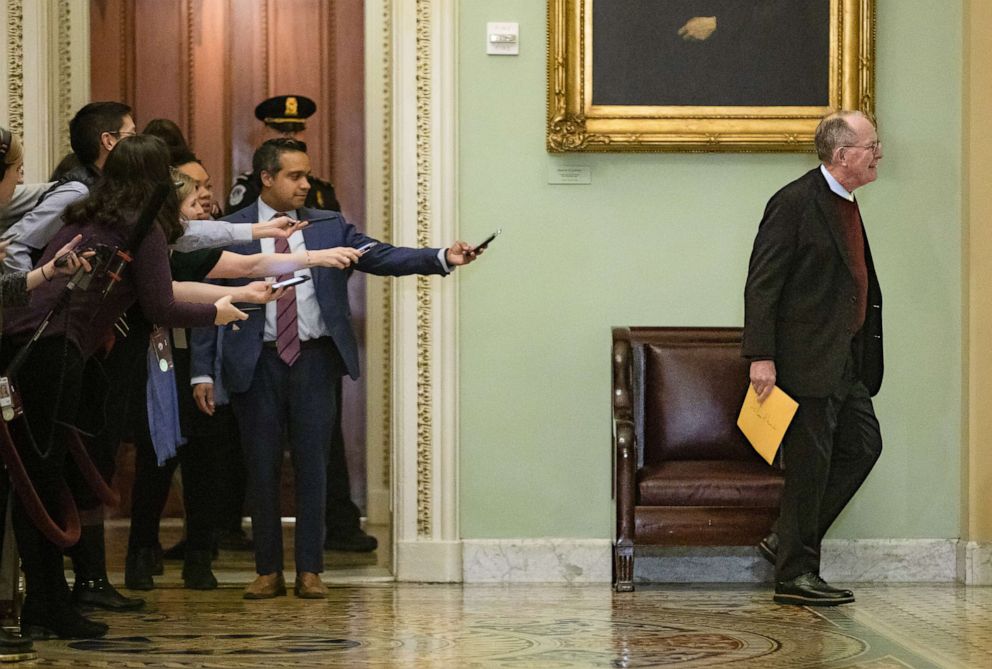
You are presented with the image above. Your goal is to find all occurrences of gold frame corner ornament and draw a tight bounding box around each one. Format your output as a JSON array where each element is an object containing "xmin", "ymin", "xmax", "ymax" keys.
[{"xmin": 546, "ymin": 0, "xmax": 876, "ymax": 153}]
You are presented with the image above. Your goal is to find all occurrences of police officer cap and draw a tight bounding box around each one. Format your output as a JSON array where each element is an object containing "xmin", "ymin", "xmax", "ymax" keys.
[{"xmin": 255, "ymin": 95, "xmax": 316, "ymax": 132}]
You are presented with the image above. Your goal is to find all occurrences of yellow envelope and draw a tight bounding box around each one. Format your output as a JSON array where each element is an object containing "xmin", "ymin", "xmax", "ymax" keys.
[{"xmin": 736, "ymin": 385, "xmax": 799, "ymax": 465}]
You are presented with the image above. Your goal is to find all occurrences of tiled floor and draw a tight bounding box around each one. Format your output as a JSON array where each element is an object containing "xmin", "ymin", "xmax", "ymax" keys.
[{"xmin": 7, "ymin": 525, "xmax": 992, "ymax": 668}]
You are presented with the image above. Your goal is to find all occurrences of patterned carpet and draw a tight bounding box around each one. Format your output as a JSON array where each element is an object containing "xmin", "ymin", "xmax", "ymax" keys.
[
  {"xmin": 3, "ymin": 523, "xmax": 989, "ymax": 667},
  {"xmin": 19, "ymin": 583, "xmax": 992, "ymax": 668}
]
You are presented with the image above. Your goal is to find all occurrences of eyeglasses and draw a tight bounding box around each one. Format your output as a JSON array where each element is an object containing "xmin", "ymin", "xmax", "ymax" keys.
[
  {"xmin": 840, "ymin": 140, "xmax": 882, "ymax": 155},
  {"xmin": 108, "ymin": 130, "xmax": 137, "ymax": 139}
]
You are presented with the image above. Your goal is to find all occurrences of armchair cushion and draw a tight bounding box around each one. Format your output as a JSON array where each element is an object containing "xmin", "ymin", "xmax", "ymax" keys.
[{"xmin": 638, "ymin": 460, "xmax": 784, "ymax": 507}]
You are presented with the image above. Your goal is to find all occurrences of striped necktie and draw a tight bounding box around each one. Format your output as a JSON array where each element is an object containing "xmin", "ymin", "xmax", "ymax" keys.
[{"xmin": 273, "ymin": 223, "xmax": 301, "ymax": 366}]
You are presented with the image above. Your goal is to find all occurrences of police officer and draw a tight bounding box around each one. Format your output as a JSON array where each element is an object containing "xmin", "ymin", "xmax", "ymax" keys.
[{"xmin": 226, "ymin": 94, "xmax": 339, "ymax": 214}]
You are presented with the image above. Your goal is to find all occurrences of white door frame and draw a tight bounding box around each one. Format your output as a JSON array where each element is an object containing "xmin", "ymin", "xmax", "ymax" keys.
[{"xmin": 365, "ymin": 0, "xmax": 462, "ymax": 582}]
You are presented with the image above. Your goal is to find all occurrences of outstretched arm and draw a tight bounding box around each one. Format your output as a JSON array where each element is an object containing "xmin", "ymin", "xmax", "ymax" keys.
[{"xmin": 205, "ymin": 247, "xmax": 362, "ymax": 279}]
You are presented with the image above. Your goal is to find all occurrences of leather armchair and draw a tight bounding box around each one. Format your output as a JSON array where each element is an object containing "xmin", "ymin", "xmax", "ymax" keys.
[{"xmin": 612, "ymin": 327, "xmax": 784, "ymax": 592}]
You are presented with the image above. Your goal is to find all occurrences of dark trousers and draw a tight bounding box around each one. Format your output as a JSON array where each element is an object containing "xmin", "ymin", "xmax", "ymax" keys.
[
  {"xmin": 127, "ymin": 341, "xmax": 216, "ymax": 553},
  {"xmin": 209, "ymin": 406, "xmax": 247, "ymax": 534},
  {"xmin": 231, "ymin": 339, "xmax": 343, "ymax": 575},
  {"xmin": 128, "ymin": 430, "xmax": 216, "ymax": 552},
  {"xmin": 129, "ymin": 340, "xmax": 243, "ymax": 550},
  {"xmin": 69, "ymin": 310, "xmax": 150, "ymax": 512},
  {"xmin": 325, "ymin": 382, "xmax": 362, "ymax": 535},
  {"xmin": 775, "ymin": 358, "xmax": 883, "ymax": 582},
  {"xmin": 215, "ymin": 384, "xmax": 362, "ymax": 538},
  {"xmin": 2, "ymin": 337, "xmax": 85, "ymax": 600}
]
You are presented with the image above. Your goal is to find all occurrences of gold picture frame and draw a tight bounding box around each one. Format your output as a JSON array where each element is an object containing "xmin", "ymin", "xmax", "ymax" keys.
[{"xmin": 547, "ymin": 0, "xmax": 875, "ymax": 153}]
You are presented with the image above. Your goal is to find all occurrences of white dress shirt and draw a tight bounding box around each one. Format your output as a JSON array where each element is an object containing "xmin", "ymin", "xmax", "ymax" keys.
[
  {"xmin": 256, "ymin": 198, "xmax": 330, "ymax": 342},
  {"xmin": 820, "ymin": 164, "xmax": 855, "ymax": 202}
]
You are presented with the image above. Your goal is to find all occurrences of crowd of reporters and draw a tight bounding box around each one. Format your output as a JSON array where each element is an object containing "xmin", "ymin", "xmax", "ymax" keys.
[{"xmin": 0, "ymin": 95, "xmax": 487, "ymax": 648}]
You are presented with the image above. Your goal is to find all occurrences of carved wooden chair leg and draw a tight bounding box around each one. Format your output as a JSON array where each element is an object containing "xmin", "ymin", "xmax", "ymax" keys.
[{"xmin": 614, "ymin": 540, "xmax": 634, "ymax": 592}]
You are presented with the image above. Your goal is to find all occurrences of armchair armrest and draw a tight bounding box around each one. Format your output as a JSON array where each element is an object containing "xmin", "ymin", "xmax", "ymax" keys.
[
  {"xmin": 612, "ymin": 332, "xmax": 632, "ymax": 421},
  {"xmin": 614, "ymin": 419, "xmax": 636, "ymax": 541},
  {"xmin": 614, "ymin": 418, "xmax": 636, "ymax": 591}
]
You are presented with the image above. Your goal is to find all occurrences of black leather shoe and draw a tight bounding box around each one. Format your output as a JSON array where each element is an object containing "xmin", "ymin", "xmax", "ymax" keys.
[
  {"xmin": 20, "ymin": 597, "xmax": 109, "ymax": 640},
  {"xmin": 124, "ymin": 547, "xmax": 156, "ymax": 591},
  {"xmin": 72, "ymin": 577, "xmax": 145, "ymax": 611},
  {"xmin": 808, "ymin": 573, "xmax": 854, "ymax": 599},
  {"xmin": 0, "ymin": 626, "xmax": 33, "ymax": 653},
  {"xmin": 774, "ymin": 572, "xmax": 854, "ymax": 606},
  {"xmin": 324, "ymin": 528, "xmax": 378, "ymax": 552},
  {"xmin": 182, "ymin": 550, "xmax": 218, "ymax": 590},
  {"xmin": 758, "ymin": 532, "xmax": 778, "ymax": 565}
]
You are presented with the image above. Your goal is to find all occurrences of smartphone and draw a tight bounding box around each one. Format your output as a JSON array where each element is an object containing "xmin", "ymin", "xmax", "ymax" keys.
[
  {"xmin": 475, "ymin": 228, "xmax": 502, "ymax": 252},
  {"xmin": 271, "ymin": 275, "xmax": 311, "ymax": 290},
  {"xmin": 356, "ymin": 241, "xmax": 378, "ymax": 255},
  {"xmin": 233, "ymin": 304, "xmax": 262, "ymax": 312}
]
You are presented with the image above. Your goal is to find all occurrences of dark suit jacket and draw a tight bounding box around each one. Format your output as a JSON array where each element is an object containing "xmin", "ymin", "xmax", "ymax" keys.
[
  {"xmin": 190, "ymin": 202, "xmax": 447, "ymax": 393},
  {"xmin": 742, "ymin": 167, "xmax": 883, "ymax": 398}
]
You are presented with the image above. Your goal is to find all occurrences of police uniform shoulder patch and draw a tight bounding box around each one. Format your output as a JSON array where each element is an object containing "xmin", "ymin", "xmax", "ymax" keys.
[{"xmin": 228, "ymin": 183, "xmax": 247, "ymax": 206}]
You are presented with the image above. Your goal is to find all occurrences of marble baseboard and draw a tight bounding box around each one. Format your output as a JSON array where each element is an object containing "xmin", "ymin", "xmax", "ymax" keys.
[
  {"xmin": 397, "ymin": 540, "xmax": 463, "ymax": 583},
  {"xmin": 820, "ymin": 539, "xmax": 957, "ymax": 582},
  {"xmin": 634, "ymin": 546, "xmax": 773, "ymax": 584},
  {"xmin": 957, "ymin": 541, "xmax": 992, "ymax": 584},
  {"xmin": 634, "ymin": 539, "xmax": 959, "ymax": 584},
  {"xmin": 462, "ymin": 539, "xmax": 612, "ymax": 584}
]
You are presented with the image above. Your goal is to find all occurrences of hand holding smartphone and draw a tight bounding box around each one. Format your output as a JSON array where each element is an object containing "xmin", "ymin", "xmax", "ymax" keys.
[
  {"xmin": 474, "ymin": 228, "xmax": 502, "ymax": 252},
  {"xmin": 271, "ymin": 275, "xmax": 311, "ymax": 290}
]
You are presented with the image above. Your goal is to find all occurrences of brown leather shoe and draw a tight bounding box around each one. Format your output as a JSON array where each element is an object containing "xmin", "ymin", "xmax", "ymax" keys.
[
  {"xmin": 294, "ymin": 572, "xmax": 327, "ymax": 599},
  {"xmin": 243, "ymin": 572, "xmax": 286, "ymax": 600}
]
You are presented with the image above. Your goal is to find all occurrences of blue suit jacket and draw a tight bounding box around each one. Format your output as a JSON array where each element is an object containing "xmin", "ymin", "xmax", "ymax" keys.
[{"xmin": 190, "ymin": 202, "xmax": 447, "ymax": 392}]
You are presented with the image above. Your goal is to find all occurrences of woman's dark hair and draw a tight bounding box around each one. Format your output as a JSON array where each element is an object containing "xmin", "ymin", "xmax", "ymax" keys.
[
  {"xmin": 62, "ymin": 135, "xmax": 183, "ymax": 243},
  {"xmin": 143, "ymin": 118, "xmax": 190, "ymax": 165}
]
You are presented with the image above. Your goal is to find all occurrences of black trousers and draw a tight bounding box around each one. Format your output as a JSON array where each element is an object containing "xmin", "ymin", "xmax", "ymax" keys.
[
  {"xmin": 325, "ymin": 380, "xmax": 362, "ymax": 535},
  {"xmin": 69, "ymin": 309, "xmax": 151, "ymax": 512},
  {"xmin": 128, "ymin": 431, "xmax": 216, "ymax": 552},
  {"xmin": 128, "ymin": 340, "xmax": 227, "ymax": 553},
  {"xmin": 775, "ymin": 356, "xmax": 883, "ymax": 582},
  {"xmin": 2, "ymin": 337, "xmax": 86, "ymax": 600},
  {"xmin": 207, "ymin": 406, "xmax": 247, "ymax": 535}
]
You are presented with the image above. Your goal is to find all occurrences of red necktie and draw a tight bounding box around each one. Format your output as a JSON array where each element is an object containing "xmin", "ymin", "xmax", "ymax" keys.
[{"xmin": 274, "ymin": 231, "xmax": 301, "ymax": 366}]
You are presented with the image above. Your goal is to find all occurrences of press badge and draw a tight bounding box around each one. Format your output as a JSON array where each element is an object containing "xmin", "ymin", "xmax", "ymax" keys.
[
  {"xmin": 0, "ymin": 376, "xmax": 23, "ymax": 422},
  {"xmin": 150, "ymin": 326, "xmax": 174, "ymax": 372}
]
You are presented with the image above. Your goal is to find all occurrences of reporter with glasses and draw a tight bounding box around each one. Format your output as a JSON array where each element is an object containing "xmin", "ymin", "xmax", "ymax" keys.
[{"xmin": 0, "ymin": 134, "xmax": 247, "ymax": 640}]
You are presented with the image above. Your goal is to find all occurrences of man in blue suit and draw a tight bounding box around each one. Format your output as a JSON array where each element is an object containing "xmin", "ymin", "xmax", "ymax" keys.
[{"xmin": 191, "ymin": 138, "xmax": 479, "ymax": 599}]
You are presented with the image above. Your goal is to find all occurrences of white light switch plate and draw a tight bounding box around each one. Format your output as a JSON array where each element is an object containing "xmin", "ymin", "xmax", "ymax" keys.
[{"xmin": 487, "ymin": 22, "xmax": 519, "ymax": 55}]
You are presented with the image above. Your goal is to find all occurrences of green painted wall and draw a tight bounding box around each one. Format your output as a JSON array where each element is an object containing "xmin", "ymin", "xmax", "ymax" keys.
[{"xmin": 458, "ymin": 1, "xmax": 963, "ymax": 540}]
